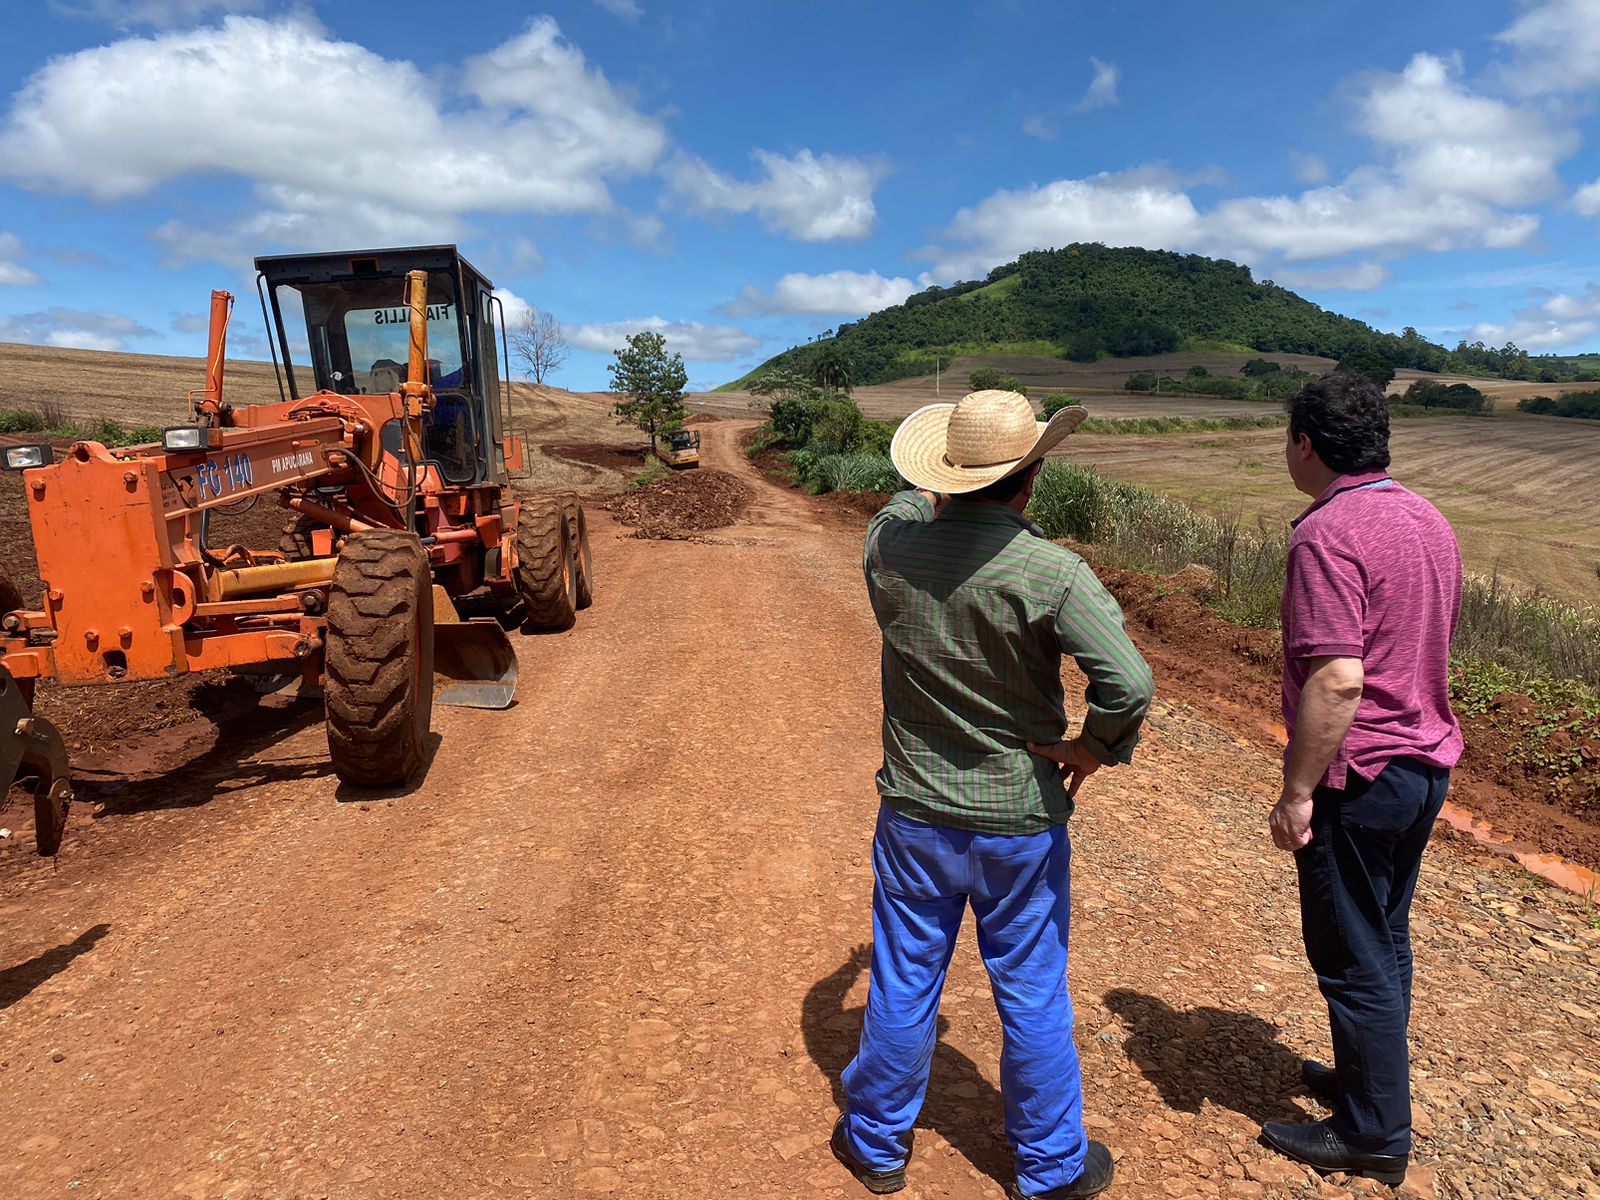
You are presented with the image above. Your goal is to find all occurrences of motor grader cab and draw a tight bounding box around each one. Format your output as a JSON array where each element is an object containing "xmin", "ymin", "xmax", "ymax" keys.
[
  {"xmin": 1, "ymin": 245, "xmax": 592, "ymax": 852},
  {"xmin": 660, "ymin": 428, "xmax": 701, "ymax": 469}
]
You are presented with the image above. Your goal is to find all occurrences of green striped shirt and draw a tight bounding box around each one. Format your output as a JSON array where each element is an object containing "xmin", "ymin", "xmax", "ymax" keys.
[{"xmin": 865, "ymin": 490, "xmax": 1154, "ymax": 835}]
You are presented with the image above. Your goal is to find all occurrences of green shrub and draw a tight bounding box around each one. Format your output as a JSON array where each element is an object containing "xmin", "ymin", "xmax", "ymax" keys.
[
  {"xmin": 1039, "ymin": 393, "xmax": 1079, "ymax": 418},
  {"xmin": 0, "ymin": 409, "xmax": 45, "ymax": 434},
  {"xmin": 1516, "ymin": 389, "xmax": 1600, "ymax": 420},
  {"xmin": 968, "ymin": 368, "xmax": 1026, "ymax": 395}
]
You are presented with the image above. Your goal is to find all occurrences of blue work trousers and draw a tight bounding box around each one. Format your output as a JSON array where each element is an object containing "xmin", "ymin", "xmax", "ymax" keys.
[
  {"xmin": 1296, "ymin": 756, "xmax": 1449, "ymax": 1157},
  {"xmin": 840, "ymin": 803, "xmax": 1086, "ymax": 1194}
]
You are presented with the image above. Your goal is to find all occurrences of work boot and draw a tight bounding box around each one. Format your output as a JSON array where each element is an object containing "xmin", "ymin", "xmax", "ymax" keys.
[
  {"xmin": 830, "ymin": 1115, "xmax": 908, "ymax": 1194},
  {"xmin": 1260, "ymin": 1119, "xmax": 1407, "ymax": 1184},
  {"xmin": 1007, "ymin": 1141, "xmax": 1115, "ymax": 1199}
]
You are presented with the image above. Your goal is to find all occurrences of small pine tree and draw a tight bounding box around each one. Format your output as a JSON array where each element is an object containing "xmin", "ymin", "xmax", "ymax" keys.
[{"xmin": 608, "ymin": 332, "xmax": 688, "ymax": 452}]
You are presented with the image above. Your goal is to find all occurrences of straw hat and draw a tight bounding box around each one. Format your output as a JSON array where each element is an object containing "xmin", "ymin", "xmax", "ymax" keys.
[{"xmin": 890, "ymin": 389, "xmax": 1088, "ymax": 495}]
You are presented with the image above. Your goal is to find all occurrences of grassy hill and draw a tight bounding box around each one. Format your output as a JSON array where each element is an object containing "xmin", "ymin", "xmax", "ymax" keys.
[{"xmin": 726, "ymin": 243, "xmax": 1589, "ymax": 389}]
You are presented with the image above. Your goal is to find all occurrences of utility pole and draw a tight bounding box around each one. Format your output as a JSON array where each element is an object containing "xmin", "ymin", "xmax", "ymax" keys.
[{"xmin": 934, "ymin": 355, "xmax": 941, "ymax": 397}]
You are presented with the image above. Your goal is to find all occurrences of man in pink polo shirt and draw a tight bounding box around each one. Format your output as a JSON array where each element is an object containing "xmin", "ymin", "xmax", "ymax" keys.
[{"xmin": 1261, "ymin": 371, "xmax": 1463, "ymax": 1186}]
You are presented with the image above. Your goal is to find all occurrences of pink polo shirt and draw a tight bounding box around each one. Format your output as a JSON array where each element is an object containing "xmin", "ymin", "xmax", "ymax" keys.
[{"xmin": 1281, "ymin": 471, "xmax": 1464, "ymax": 790}]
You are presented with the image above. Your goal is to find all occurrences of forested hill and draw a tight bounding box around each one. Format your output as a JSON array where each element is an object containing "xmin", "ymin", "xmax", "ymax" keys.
[{"xmin": 727, "ymin": 244, "xmax": 1532, "ymax": 388}]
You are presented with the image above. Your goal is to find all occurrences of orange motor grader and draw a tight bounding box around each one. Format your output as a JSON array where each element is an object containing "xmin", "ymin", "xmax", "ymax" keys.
[{"xmin": 1, "ymin": 245, "xmax": 591, "ymax": 851}]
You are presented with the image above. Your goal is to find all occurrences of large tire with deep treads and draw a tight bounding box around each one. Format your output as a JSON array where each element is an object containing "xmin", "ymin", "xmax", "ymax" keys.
[
  {"xmin": 560, "ymin": 494, "xmax": 593, "ymax": 610},
  {"xmin": 516, "ymin": 499, "xmax": 577, "ymax": 631},
  {"xmin": 323, "ymin": 530, "xmax": 434, "ymax": 787},
  {"xmin": 279, "ymin": 514, "xmax": 319, "ymax": 560}
]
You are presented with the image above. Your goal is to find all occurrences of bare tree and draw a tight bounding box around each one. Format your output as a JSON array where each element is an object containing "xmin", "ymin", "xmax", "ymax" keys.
[{"xmin": 508, "ymin": 308, "xmax": 570, "ymax": 385}]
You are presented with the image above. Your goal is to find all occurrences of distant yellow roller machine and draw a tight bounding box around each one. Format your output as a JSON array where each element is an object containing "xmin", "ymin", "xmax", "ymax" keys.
[{"xmin": 659, "ymin": 428, "xmax": 701, "ymax": 469}]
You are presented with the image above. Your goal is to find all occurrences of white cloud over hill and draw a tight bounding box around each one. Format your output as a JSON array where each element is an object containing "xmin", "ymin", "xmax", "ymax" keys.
[
  {"xmin": 723, "ymin": 270, "xmax": 921, "ymax": 317},
  {"xmin": 569, "ymin": 318, "xmax": 760, "ymax": 362}
]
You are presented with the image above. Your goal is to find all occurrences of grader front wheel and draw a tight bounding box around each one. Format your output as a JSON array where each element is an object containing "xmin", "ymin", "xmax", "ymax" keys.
[
  {"xmin": 323, "ymin": 530, "xmax": 434, "ymax": 787},
  {"xmin": 516, "ymin": 500, "xmax": 578, "ymax": 631}
]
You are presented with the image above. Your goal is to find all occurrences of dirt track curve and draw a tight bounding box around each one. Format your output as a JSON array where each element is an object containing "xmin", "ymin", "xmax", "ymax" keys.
[{"xmin": 2, "ymin": 422, "xmax": 1598, "ymax": 1200}]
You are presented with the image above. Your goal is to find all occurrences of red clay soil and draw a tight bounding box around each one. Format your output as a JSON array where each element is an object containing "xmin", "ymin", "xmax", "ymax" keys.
[
  {"xmin": 608, "ymin": 469, "xmax": 754, "ymax": 539},
  {"xmin": 684, "ymin": 412, "xmax": 723, "ymax": 426},
  {"xmin": 540, "ymin": 441, "xmax": 650, "ymax": 475}
]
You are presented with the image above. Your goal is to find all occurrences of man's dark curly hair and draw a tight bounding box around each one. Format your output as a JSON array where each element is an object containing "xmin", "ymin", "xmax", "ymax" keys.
[{"xmin": 1286, "ymin": 371, "xmax": 1391, "ymax": 474}]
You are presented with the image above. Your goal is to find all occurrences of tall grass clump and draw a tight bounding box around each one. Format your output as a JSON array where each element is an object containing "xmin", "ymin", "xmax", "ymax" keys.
[
  {"xmin": 815, "ymin": 452, "xmax": 905, "ymax": 495},
  {"xmin": 1027, "ymin": 461, "xmax": 1288, "ymax": 626},
  {"xmin": 1454, "ymin": 574, "xmax": 1600, "ymax": 690}
]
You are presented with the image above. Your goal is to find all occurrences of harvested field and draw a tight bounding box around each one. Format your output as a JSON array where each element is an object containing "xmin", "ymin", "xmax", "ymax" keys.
[{"xmin": 608, "ymin": 468, "xmax": 753, "ymax": 539}]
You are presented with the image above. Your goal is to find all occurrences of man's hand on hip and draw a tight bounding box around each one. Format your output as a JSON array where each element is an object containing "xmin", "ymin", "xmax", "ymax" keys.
[
  {"xmin": 1269, "ymin": 785, "xmax": 1315, "ymax": 852},
  {"xmin": 1026, "ymin": 737, "xmax": 1102, "ymax": 800}
]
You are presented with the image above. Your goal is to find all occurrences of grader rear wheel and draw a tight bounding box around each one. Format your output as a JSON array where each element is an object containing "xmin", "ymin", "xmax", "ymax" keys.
[
  {"xmin": 516, "ymin": 499, "xmax": 577, "ymax": 631},
  {"xmin": 561, "ymin": 495, "xmax": 593, "ymax": 610},
  {"xmin": 323, "ymin": 530, "xmax": 434, "ymax": 787}
]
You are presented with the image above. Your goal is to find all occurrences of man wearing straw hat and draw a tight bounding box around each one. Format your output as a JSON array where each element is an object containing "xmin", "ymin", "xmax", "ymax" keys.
[{"xmin": 830, "ymin": 390, "xmax": 1153, "ymax": 1199}]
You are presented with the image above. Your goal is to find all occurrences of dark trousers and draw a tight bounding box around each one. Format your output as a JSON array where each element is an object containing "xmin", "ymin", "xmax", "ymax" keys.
[{"xmin": 1295, "ymin": 756, "xmax": 1449, "ymax": 1157}]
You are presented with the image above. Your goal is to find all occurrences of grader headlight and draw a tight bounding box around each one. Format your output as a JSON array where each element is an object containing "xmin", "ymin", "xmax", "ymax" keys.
[
  {"xmin": 161, "ymin": 426, "xmax": 213, "ymax": 453},
  {"xmin": 1, "ymin": 443, "xmax": 51, "ymax": 471}
]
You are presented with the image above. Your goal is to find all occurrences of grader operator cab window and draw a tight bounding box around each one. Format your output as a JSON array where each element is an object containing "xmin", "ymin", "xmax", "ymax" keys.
[{"xmin": 270, "ymin": 271, "xmax": 480, "ymax": 484}]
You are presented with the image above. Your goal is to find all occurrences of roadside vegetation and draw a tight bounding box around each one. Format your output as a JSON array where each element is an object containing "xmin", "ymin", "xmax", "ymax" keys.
[
  {"xmin": 0, "ymin": 403, "xmax": 161, "ymax": 448},
  {"xmin": 1026, "ymin": 459, "xmax": 1600, "ymax": 689},
  {"xmin": 744, "ymin": 369, "xmax": 904, "ymax": 495}
]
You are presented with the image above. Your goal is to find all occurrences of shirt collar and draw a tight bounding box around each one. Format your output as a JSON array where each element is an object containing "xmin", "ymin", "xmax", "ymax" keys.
[
  {"xmin": 1292, "ymin": 470, "xmax": 1393, "ymax": 527},
  {"xmin": 942, "ymin": 497, "xmax": 1047, "ymax": 538}
]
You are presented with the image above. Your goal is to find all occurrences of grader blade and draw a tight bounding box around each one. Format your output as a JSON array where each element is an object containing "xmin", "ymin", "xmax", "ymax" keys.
[
  {"xmin": 0, "ymin": 665, "xmax": 73, "ymax": 856},
  {"xmin": 431, "ymin": 586, "xmax": 517, "ymax": 709}
]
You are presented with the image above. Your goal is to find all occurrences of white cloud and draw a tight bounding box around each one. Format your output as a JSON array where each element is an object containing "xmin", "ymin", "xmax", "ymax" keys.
[
  {"xmin": 1357, "ymin": 52, "xmax": 1572, "ymax": 205},
  {"xmin": 1291, "ymin": 152, "xmax": 1330, "ymax": 184},
  {"xmin": 1272, "ymin": 261, "xmax": 1390, "ymax": 291},
  {"xmin": 1469, "ymin": 283, "xmax": 1600, "ymax": 349},
  {"xmin": 53, "ymin": 0, "xmax": 265, "ymax": 27},
  {"xmin": 723, "ymin": 270, "xmax": 920, "ymax": 317},
  {"xmin": 1575, "ymin": 178, "xmax": 1600, "ymax": 216},
  {"xmin": 569, "ymin": 318, "xmax": 760, "ymax": 362},
  {"xmin": 0, "ymin": 307, "xmax": 156, "ymax": 351},
  {"xmin": 1495, "ymin": 0, "xmax": 1600, "ymax": 95},
  {"xmin": 1077, "ymin": 57, "xmax": 1120, "ymax": 112},
  {"xmin": 593, "ymin": 0, "xmax": 643, "ymax": 20},
  {"xmin": 926, "ymin": 169, "xmax": 1203, "ymax": 279},
  {"xmin": 1023, "ymin": 56, "xmax": 1121, "ymax": 140},
  {"xmin": 0, "ymin": 232, "xmax": 43, "ymax": 286},
  {"xmin": 1, "ymin": 16, "xmax": 667, "ymax": 264},
  {"xmin": 667, "ymin": 149, "xmax": 882, "ymax": 241},
  {"xmin": 494, "ymin": 287, "xmax": 534, "ymax": 330}
]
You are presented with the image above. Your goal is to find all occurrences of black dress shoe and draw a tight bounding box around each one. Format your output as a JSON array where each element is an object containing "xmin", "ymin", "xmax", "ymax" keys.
[
  {"xmin": 831, "ymin": 1116, "xmax": 908, "ymax": 1194},
  {"xmin": 1301, "ymin": 1059, "xmax": 1341, "ymax": 1104},
  {"xmin": 1007, "ymin": 1140, "xmax": 1116, "ymax": 1199},
  {"xmin": 1260, "ymin": 1119, "xmax": 1407, "ymax": 1184}
]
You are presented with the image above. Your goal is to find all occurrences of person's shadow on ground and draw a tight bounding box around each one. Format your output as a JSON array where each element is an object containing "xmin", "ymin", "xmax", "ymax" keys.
[
  {"xmin": 1102, "ymin": 988, "xmax": 1312, "ymax": 1125},
  {"xmin": 803, "ymin": 943, "xmax": 1014, "ymax": 1187}
]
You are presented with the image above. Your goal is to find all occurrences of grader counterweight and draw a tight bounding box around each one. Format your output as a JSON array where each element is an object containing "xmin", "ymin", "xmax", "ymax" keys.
[{"xmin": 1, "ymin": 245, "xmax": 591, "ymax": 850}]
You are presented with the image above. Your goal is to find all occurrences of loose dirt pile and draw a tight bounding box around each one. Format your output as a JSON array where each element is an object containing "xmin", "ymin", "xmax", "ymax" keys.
[{"xmin": 609, "ymin": 469, "xmax": 753, "ymax": 539}]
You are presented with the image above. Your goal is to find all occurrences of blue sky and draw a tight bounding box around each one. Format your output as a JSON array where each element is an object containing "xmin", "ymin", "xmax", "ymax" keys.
[{"xmin": 1, "ymin": 0, "xmax": 1599, "ymax": 391}]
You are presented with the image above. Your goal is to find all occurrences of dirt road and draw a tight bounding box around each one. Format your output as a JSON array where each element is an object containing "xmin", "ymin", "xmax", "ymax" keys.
[{"xmin": 2, "ymin": 423, "xmax": 1597, "ymax": 1200}]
